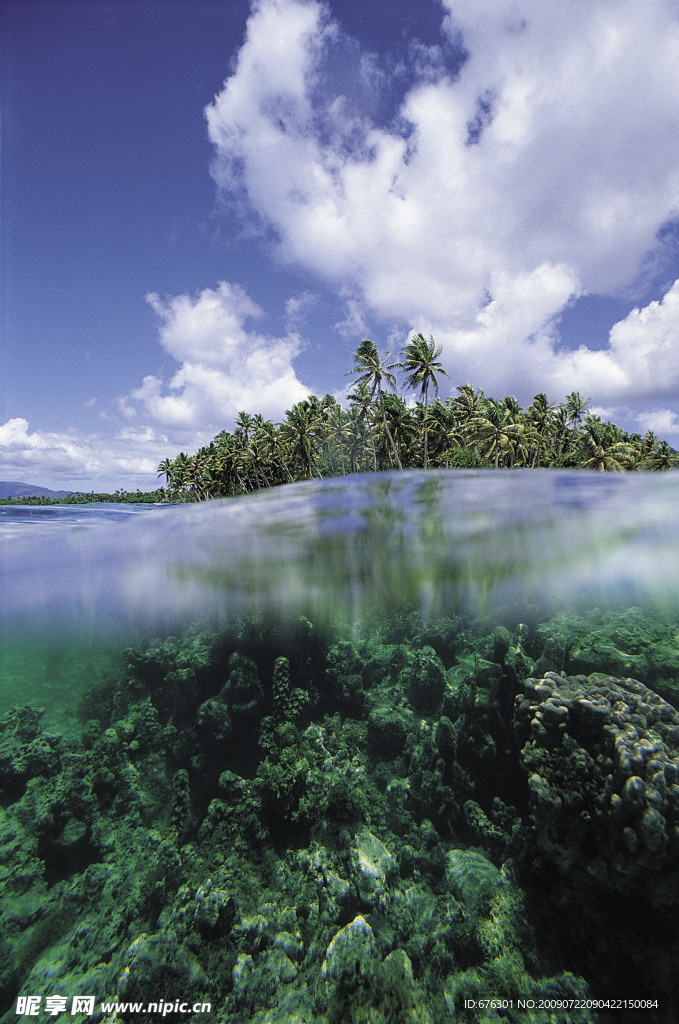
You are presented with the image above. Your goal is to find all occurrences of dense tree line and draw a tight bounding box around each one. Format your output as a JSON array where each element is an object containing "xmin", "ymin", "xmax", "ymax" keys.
[
  {"xmin": 0, "ymin": 489, "xmax": 165, "ymax": 506},
  {"xmin": 157, "ymin": 336, "xmax": 679, "ymax": 502}
]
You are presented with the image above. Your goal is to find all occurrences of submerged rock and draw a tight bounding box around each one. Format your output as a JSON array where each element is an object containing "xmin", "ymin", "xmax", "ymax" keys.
[
  {"xmin": 445, "ymin": 848, "xmax": 501, "ymax": 911},
  {"xmin": 515, "ymin": 671, "xmax": 679, "ymax": 903},
  {"xmin": 221, "ymin": 651, "xmax": 265, "ymax": 724},
  {"xmin": 350, "ymin": 830, "xmax": 397, "ymax": 908},
  {"xmin": 401, "ymin": 645, "xmax": 447, "ymax": 716},
  {"xmin": 322, "ymin": 914, "xmax": 377, "ymax": 989}
]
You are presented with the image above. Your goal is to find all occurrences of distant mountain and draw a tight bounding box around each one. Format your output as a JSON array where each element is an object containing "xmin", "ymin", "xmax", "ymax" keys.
[{"xmin": 0, "ymin": 481, "xmax": 76, "ymax": 500}]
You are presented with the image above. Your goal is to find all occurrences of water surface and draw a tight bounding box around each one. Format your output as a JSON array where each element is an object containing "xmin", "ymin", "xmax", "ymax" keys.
[{"xmin": 3, "ymin": 471, "xmax": 678, "ymax": 635}]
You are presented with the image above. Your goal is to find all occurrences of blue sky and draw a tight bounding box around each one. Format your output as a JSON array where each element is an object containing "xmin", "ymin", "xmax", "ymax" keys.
[{"xmin": 2, "ymin": 0, "xmax": 679, "ymax": 491}]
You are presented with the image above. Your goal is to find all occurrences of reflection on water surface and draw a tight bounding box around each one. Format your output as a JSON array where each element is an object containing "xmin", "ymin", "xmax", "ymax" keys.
[{"xmin": 2, "ymin": 470, "xmax": 679, "ymax": 634}]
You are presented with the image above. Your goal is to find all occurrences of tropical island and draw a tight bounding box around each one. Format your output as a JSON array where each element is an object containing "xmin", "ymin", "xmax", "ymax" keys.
[
  {"xmin": 3, "ymin": 336, "xmax": 677, "ymax": 507},
  {"xmin": 156, "ymin": 336, "xmax": 678, "ymax": 502},
  {"xmin": 0, "ymin": 487, "xmax": 166, "ymax": 506}
]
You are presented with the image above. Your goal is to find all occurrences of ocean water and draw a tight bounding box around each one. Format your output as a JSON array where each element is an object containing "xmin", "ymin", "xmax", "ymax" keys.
[
  {"xmin": 1, "ymin": 471, "xmax": 679, "ymax": 1022},
  {"xmin": 0, "ymin": 503, "xmax": 168, "ymax": 733}
]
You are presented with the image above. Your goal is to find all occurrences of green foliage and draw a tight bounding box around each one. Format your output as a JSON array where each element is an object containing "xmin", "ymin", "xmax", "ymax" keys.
[
  {"xmin": 152, "ymin": 342, "xmax": 678, "ymax": 500},
  {"xmin": 0, "ymin": 488, "xmax": 166, "ymax": 506}
]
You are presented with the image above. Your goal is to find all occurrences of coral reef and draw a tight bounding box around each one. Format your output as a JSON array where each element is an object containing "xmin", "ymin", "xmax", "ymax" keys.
[
  {"xmin": 515, "ymin": 671, "xmax": 679, "ymax": 902},
  {"xmin": 533, "ymin": 607, "xmax": 679, "ymax": 704},
  {"xmin": 1, "ymin": 609, "xmax": 678, "ymax": 1022}
]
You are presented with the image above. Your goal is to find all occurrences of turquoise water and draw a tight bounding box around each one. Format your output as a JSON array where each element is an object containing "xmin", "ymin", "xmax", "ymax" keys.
[
  {"xmin": 1, "ymin": 471, "xmax": 679, "ymax": 1022},
  {"xmin": 0, "ymin": 503, "xmax": 168, "ymax": 733}
]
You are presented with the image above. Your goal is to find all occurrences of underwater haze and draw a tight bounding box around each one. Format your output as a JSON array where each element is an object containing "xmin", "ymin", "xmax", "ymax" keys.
[
  {"xmin": 1, "ymin": 470, "xmax": 679, "ymax": 1022},
  {"xmin": 3, "ymin": 470, "xmax": 679, "ymax": 631}
]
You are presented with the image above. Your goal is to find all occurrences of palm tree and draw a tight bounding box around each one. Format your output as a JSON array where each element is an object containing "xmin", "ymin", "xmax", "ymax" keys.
[
  {"xmin": 425, "ymin": 399, "xmax": 465, "ymax": 467},
  {"xmin": 500, "ymin": 397, "xmax": 533, "ymax": 467},
  {"xmin": 466, "ymin": 398, "xmax": 527, "ymax": 469},
  {"xmin": 281, "ymin": 400, "xmax": 322, "ymax": 479},
  {"xmin": 255, "ymin": 420, "xmax": 294, "ymax": 484},
  {"xmin": 183, "ymin": 444, "xmax": 218, "ymax": 500},
  {"xmin": 214, "ymin": 432, "xmax": 253, "ymax": 494},
  {"xmin": 550, "ymin": 406, "xmax": 572, "ymax": 466},
  {"xmin": 452, "ymin": 384, "xmax": 485, "ymax": 428},
  {"xmin": 396, "ymin": 333, "xmax": 450, "ymax": 468},
  {"xmin": 309, "ymin": 394, "xmax": 338, "ymax": 475},
  {"xmin": 345, "ymin": 339, "xmax": 402, "ymax": 469},
  {"xmin": 565, "ymin": 391, "xmax": 590, "ymax": 428},
  {"xmin": 326, "ymin": 405, "xmax": 354, "ymax": 475},
  {"xmin": 639, "ymin": 430, "xmax": 658, "ymax": 458},
  {"xmin": 526, "ymin": 392, "xmax": 556, "ymax": 468},
  {"xmin": 211, "ymin": 431, "xmax": 238, "ymax": 495},
  {"xmin": 347, "ymin": 382, "xmax": 378, "ymax": 471},
  {"xmin": 382, "ymin": 392, "xmax": 416, "ymax": 469},
  {"xmin": 638, "ymin": 438, "xmax": 679, "ymax": 470},
  {"xmin": 157, "ymin": 457, "xmax": 174, "ymax": 489},
  {"xmin": 170, "ymin": 452, "xmax": 192, "ymax": 499},
  {"xmin": 235, "ymin": 411, "xmax": 255, "ymax": 445},
  {"xmin": 578, "ymin": 417, "xmax": 637, "ymax": 471}
]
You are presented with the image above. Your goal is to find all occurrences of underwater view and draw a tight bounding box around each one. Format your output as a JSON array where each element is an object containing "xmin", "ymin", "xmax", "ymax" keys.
[{"xmin": 2, "ymin": 469, "xmax": 679, "ymax": 1023}]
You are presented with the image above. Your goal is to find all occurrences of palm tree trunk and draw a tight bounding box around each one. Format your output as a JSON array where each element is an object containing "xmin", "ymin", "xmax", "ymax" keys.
[{"xmin": 379, "ymin": 389, "xmax": 402, "ymax": 470}]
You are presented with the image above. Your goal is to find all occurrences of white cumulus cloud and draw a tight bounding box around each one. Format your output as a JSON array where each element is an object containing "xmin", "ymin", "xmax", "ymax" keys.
[
  {"xmin": 204, "ymin": 0, "xmax": 679, "ymax": 434},
  {"xmin": 124, "ymin": 281, "xmax": 311, "ymax": 431},
  {"xmin": 0, "ymin": 417, "xmax": 170, "ymax": 491},
  {"xmin": 545, "ymin": 279, "xmax": 679, "ymax": 405},
  {"xmin": 635, "ymin": 408, "xmax": 679, "ymax": 439}
]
